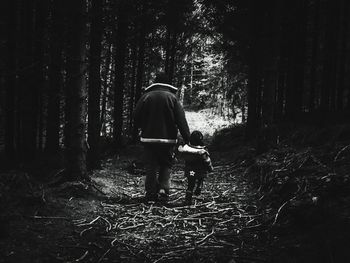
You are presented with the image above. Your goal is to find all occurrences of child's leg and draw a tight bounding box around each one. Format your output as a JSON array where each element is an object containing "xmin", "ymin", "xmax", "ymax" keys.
[
  {"xmin": 194, "ymin": 176, "xmax": 204, "ymax": 196},
  {"xmin": 187, "ymin": 175, "xmax": 196, "ymax": 192},
  {"xmin": 185, "ymin": 173, "xmax": 196, "ymax": 204}
]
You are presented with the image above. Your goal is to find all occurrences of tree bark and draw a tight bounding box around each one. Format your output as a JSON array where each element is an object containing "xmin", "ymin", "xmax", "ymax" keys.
[
  {"xmin": 19, "ymin": 0, "xmax": 37, "ymax": 160},
  {"xmin": 34, "ymin": 0, "xmax": 48, "ymax": 152},
  {"xmin": 132, "ymin": 24, "xmax": 146, "ymax": 141},
  {"xmin": 64, "ymin": 0, "xmax": 88, "ymax": 180},
  {"xmin": 309, "ymin": 0, "xmax": 320, "ymax": 111},
  {"xmin": 320, "ymin": 0, "xmax": 340, "ymax": 114},
  {"xmin": 336, "ymin": 0, "xmax": 349, "ymax": 111},
  {"xmin": 113, "ymin": 0, "xmax": 128, "ymax": 147},
  {"xmin": 293, "ymin": 0, "xmax": 307, "ymax": 115},
  {"xmin": 101, "ymin": 41, "xmax": 112, "ymax": 138},
  {"xmin": 285, "ymin": 0, "xmax": 307, "ymax": 121},
  {"xmin": 46, "ymin": 0, "xmax": 64, "ymax": 154},
  {"xmin": 4, "ymin": 0, "xmax": 17, "ymax": 159},
  {"xmin": 87, "ymin": 0, "xmax": 103, "ymax": 170},
  {"xmin": 168, "ymin": 31, "xmax": 178, "ymax": 84},
  {"xmin": 164, "ymin": 29, "xmax": 171, "ymax": 75},
  {"xmin": 128, "ymin": 38, "xmax": 138, "ymax": 135},
  {"xmin": 246, "ymin": 0, "xmax": 260, "ymax": 139}
]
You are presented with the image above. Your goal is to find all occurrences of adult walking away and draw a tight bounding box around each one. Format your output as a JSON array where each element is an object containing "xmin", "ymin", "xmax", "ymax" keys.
[{"xmin": 134, "ymin": 73, "xmax": 190, "ymax": 203}]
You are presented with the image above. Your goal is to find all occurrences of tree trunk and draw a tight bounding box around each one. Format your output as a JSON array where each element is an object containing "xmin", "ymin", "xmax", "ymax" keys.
[
  {"xmin": 168, "ymin": 31, "xmax": 178, "ymax": 84},
  {"xmin": 246, "ymin": 0, "xmax": 260, "ymax": 139},
  {"xmin": 164, "ymin": 29, "xmax": 171, "ymax": 75},
  {"xmin": 46, "ymin": 0, "xmax": 64, "ymax": 154},
  {"xmin": 320, "ymin": 0, "xmax": 340, "ymax": 114},
  {"xmin": 34, "ymin": 0, "xmax": 48, "ymax": 152},
  {"xmin": 64, "ymin": 0, "xmax": 88, "ymax": 180},
  {"xmin": 285, "ymin": 1, "xmax": 307, "ymax": 121},
  {"xmin": 309, "ymin": 0, "xmax": 320, "ymax": 111},
  {"xmin": 276, "ymin": 71, "xmax": 286, "ymax": 120},
  {"xmin": 101, "ymin": 41, "xmax": 112, "ymax": 138},
  {"xmin": 336, "ymin": 0, "xmax": 349, "ymax": 111},
  {"xmin": 4, "ymin": 0, "xmax": 17, "ymax": 160},
  {"xmin": 293, "ymin": 0, "xmax": 307, "ymax": 115},
  {"xmin": 128, "ymin": 38, "xmax": 138, "ymax": 135},
  {"xmin": 132, "ymin": 23, "xmax": 146, "ymax": 141},
  {"xmin": 261, "ymin": 0, "xmax": 278, "ymax": 129},
  {"xmin": 113, "ymin": 0, "xmax": 128, "ymax": 147},
  {"xmin": 87, "ymin": 0, "xmax": 103, "ymax": 170},
  {"xmin": 19, "ymin": 0, "xmax": 37, "ymax": 160}
]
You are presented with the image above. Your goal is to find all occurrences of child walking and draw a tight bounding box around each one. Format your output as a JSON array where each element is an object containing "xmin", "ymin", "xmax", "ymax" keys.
[{"xmin": 181, "ymin": 131, "xmax": 213, "ymax": 205}]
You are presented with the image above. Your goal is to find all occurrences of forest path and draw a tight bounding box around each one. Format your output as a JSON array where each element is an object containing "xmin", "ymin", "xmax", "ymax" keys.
[
  {"xmin": 1, "ymin": 110, "xmax": 269, "ymax": 263},
  {"xmin": 38, "ymin": 135, "xmax": 268, "ymax": 263},
  {"xmin": 185, "ymin": 109, "xmax": 234, "ymax": 136}
]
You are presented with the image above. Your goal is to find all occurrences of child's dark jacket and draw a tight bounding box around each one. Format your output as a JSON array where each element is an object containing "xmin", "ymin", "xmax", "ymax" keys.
[{"xmin": 179, "ymin": 145, "xmax": 214, "ymax": 178}]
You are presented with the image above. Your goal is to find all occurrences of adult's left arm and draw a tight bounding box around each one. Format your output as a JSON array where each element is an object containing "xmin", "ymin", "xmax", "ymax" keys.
[{"xmin": 174, "ymin": 100, "xmax": 191, "ymax": 144}]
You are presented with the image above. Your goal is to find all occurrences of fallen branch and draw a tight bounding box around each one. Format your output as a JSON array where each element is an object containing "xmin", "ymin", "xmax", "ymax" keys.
[
  {"xmin": 80, "ymin": 227, "xmax": 93, "ymax": 236},
  {"xmin": 273, "ymin": 200, "xmax": 289, "ymax": 225},
  {"xmin": 77, "ymin": 216, "xmax": 101, "ymax": 227},
  {"xmin": 334, "ymin": 144, "xmax": 350, "ymax": 162},
  {"xmin": 196, "ymin": 228, "xmax": 215, "ymax": 245},
  {"xmin": 98, "ymin": 248, "xmax": 111, "ymax": 263},
  {"xmin": 74, "ymin": 250, "xmax": 89, "ymax": 262}
]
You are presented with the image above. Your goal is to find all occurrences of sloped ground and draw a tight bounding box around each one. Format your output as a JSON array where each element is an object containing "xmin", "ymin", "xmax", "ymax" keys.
[
  {"xmin": 0, "ymin": 145, "xmax": 270, "ymax": 263},
  {"xmin": 79, "ymin": 150, "xmax": 269, "ymax": 262},
  {"xmin": 1, "ymin": 111, "xmax": 266, "ymax": 263},
  {"xmin": 1, "ymin": 113, "xmax": 350, "ymax": 262},
  {"xmin": 211, "ymin": 124, "xmax": 350, "ymax": 263}
]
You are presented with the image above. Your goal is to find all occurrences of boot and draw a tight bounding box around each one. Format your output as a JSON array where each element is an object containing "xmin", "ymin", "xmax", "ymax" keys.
[{"xmin": 144, "ymin": 192, "xmax": 158, "ymax": 204}]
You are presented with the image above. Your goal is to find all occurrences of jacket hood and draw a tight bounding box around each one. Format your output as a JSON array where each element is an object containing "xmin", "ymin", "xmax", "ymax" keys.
[{"xmin": 144, "ymin": 83, "xmax": 178, "ymax": 92}]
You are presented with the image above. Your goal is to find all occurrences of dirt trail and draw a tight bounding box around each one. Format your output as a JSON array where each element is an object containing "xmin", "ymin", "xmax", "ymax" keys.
[
  {"xmin": 185, "ymin": 109, "xmax": 234, "ymax": 136},
  {"xmin": 0, "ymin": 111, "xmax": 270, "ymax": 263},
  {"xmin": 81, "ymin": 151, "xmax": 268, "ymax": 262},
  {"xmin": 1, "ymin": 147, "xmax": 269, "ymax": 263}
]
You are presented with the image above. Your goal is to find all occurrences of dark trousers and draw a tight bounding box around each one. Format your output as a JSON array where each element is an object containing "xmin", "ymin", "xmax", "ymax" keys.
[
  {"xmin": 143, "ymin": 144, "xmax": 175, "ymax": 195},
  {"xmin": 186, "ymin": 174, "xmax": 204, "ymax": 194}
]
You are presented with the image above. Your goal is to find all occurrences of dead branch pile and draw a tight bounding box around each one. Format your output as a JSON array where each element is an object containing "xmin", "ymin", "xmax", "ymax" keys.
[
  {"xmin": 71, "ymin": 163, "xmax": 269, "ymax": 262},
  {"xmin": 246, "ymin": 143, "xmax": 350, "ymax": 228}
]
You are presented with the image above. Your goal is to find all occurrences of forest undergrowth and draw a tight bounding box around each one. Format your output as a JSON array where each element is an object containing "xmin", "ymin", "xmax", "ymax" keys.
[
  {"xmin": 1, "ymin": 124, "xmax": 350, "ymax": 263},
  {"xmin": 211, "ymin": 124, "xmax": 350, "ymax": 262}
]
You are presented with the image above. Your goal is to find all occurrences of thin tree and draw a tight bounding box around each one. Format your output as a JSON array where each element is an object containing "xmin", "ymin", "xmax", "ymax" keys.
[
  {"xmin": 113, "ymin": 0, "xmax": 128, "ymax": 147},
  {"xmin": 19, "ymin": 0, "xmax": 37, "ymax": 160},
  {"xmin": 88, "ymin": 0, "xmax": 103, "ymax": 169},
  {"xmin": 33, "ymin": 0, "xmax": 48, "ymax": 151},
  {"xmin": 320, "ymin": 0, "xmax": 340, "ymax": 114},
  {"xmin": 64, "ymin": 0, "xmax": 88, "ymax": 180},
  {"xmin": 336, "ymin": 0, "xmax": 349, "ymax": 111},
  {"xmin": 46, "ymin": 0, "xmax": 64, "ymax": 154},
  {"xmin": 4, "ymin": 0, "xmax": 17, "ymax": 160},
  {"xmin": 246, "ymin": 0, "xmax": 260, "ymax": 139}
]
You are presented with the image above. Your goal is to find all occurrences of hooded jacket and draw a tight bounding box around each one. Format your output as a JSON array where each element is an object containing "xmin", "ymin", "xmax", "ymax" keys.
[{"xmin": 134, "ymin": 83, "xmax": 190, "ymax": 144}]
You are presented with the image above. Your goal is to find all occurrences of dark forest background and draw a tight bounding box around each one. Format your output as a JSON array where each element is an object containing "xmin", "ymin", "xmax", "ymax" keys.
[{"xmin": 1, "ymin": 0, "xmax": 350, "ymax": 178}]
